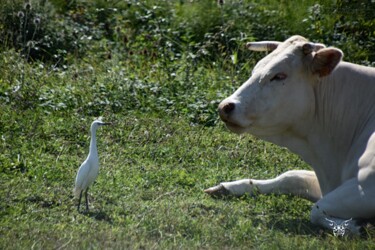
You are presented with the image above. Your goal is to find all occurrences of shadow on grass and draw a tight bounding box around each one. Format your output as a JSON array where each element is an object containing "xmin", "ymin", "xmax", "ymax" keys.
[
  {"xmin": 264, "ymin": 215, "xmax": 375, "ymax": 238},
  {"xmin": 264, "ymin": 217, "xmax": 322, "ymax": 236},
  {"xmin": 211, "ymin": 194, "xmax": 375, "ymax": 238},
  {"xmin": 82, "ymin": 210, "xmax": 112, "ymax": 223},
  {"xmin": 208, "ymin": 194, "xmax": 323, "ymax": 236}
]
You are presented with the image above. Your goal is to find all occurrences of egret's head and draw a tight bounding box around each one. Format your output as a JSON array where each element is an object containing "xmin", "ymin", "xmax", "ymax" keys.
[{"xmin": 90, "ymin": 120, "xmax": 111, "ymax": 132}]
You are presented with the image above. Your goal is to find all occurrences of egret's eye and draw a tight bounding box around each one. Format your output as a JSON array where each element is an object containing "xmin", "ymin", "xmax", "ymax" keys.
[{"xmin": 270, "ymin": 73, "xmax": 287, "ymax": 81}]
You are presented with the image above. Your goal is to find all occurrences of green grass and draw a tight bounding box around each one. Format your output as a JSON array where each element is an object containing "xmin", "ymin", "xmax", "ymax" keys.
[
  {"xmin": 1, "ymin": 0, "xmax": 375, "ymax": 249},
  {"xmin": 1, "ymin": 69, "xmax": 374, "ymax": 248}
]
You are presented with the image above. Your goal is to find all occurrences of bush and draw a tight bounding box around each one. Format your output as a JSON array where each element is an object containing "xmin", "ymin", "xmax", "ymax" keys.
[{"xmin": 2, "ymin": 0, "xmax": 374, "ymax": 65}]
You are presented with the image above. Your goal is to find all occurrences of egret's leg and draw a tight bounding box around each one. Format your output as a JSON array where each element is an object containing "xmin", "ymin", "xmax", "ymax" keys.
[
  {"xmin": 85, "ymin": 188, "xmax": 89, "ymax": 211},
  {"xmin": 77, "ymin": 190, "xmax": 83, "ymax": 212}
]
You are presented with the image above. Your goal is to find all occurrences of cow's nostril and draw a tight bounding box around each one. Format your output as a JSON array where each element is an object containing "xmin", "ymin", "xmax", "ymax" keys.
[{"xmin": 222, "ymin": 102, "xmax": 235, "ymax": 114}]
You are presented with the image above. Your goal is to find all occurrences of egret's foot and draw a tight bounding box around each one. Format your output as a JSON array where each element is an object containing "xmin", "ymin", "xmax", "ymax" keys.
[{"xmin": 204, "ymin": 184, "xmax": 231, "ymax": 197}]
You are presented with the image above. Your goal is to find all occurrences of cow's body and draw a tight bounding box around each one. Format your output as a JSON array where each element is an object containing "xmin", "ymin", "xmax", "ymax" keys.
[{"xmin": 205, "ymin": 35, "xmax": 375, "ymax": 234}]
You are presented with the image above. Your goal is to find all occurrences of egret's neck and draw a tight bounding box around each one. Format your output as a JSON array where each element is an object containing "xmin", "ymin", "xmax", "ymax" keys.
[{"xmin": 89, "ymin": 128, "xmax": 98, "ymax": 157}]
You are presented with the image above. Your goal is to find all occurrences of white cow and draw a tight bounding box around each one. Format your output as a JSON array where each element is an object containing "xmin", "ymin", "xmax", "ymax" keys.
[{"xmin": 205, "ymin": 35, "xmax": 375, "ymax": 234}]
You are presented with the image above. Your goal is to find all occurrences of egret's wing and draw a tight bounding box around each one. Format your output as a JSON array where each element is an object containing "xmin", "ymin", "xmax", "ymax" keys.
[{"xmin": 73, "ymin": 159, "xmax": 91, "ymax": 197}]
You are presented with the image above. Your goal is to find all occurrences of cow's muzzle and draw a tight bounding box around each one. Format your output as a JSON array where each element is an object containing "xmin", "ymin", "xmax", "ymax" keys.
[
  {"xmin": 218, "ymin": 100, "xmax": 252, "ymax": 134},
  {"xmin": 218, "ymin": 101, "xmax": 235, "ymax": 122}
]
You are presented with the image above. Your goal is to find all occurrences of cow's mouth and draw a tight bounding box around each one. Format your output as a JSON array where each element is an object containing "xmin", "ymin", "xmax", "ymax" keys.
[{"xmin": 223, "ymin": 120, "xmax": 249, "ymax": 134}]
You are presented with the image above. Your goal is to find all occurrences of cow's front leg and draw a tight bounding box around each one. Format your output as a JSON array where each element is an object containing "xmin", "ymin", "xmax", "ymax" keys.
[
  {"xmin": 310, "ymin": 175, "xmax": 375, "ymax": 235},
  {"xmin": 205, "ymin": 170, "xmax": 322, "ymax": 202}
]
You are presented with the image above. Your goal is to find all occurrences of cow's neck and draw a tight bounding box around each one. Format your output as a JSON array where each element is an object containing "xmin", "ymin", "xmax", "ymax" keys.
[
  {"xmin": 264, "ymin": 62, "xmax": 375, "ymax": 194},
  {"xmin": 313, "ymin": 62, "xmax": 375, "ymax": 159}
]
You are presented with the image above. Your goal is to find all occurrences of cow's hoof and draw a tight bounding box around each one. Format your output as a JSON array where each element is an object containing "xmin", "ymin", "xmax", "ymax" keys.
[{"xmin": 204, "ymin": 184, "xmax": 231, "ymax": 197}]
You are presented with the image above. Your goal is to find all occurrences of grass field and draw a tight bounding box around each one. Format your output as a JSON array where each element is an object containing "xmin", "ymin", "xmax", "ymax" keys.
[{"xmin": 1, "ymin": 0, "xmax": 375, "ymax": 249}]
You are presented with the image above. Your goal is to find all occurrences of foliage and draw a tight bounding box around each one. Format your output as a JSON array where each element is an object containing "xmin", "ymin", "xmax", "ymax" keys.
[
  {"xmin": 302, "ymin": 0, "xmax": 375, "ymax": 64},
  {"xmin": 2, "ymin": 0, "xmax": 374, "ymax": 64},
  {"xmin": 1, "ymin": 0, "xmax": 375, "ymax": 249}
]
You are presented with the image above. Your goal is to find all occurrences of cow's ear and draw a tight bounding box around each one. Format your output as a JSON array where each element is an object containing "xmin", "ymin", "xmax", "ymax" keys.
[{"xmin": 311, "ymin": 48, "xmax": 343, "ymax": 77}]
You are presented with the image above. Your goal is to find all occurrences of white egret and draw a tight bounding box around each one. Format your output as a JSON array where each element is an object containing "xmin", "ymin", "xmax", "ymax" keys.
[{"xmin": 74, "ymin": 120, "xmax": 111, "ymax": 212}]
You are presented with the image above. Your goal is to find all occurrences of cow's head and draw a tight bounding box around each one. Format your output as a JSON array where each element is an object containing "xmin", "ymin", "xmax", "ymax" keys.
[{"xmin": 218, "ymin": 35, "xmax": 343, "ymax": 136}]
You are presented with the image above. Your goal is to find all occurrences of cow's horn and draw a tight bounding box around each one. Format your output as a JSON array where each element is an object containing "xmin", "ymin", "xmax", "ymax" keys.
[{"xmin": 246, "ymin": 41, "xmax": 280, "ymax": 51}]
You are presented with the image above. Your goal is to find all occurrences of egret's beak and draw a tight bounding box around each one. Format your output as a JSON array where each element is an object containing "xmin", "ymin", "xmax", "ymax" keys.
[{"xmin": 100, "ymin": 122, "xmax": 112, "ymax": 126}]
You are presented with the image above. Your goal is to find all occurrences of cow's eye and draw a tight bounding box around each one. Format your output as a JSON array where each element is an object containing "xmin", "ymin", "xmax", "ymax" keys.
[{"xmin": 270, "ymin": 73, "xmax": 287, "ymax": 81}]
